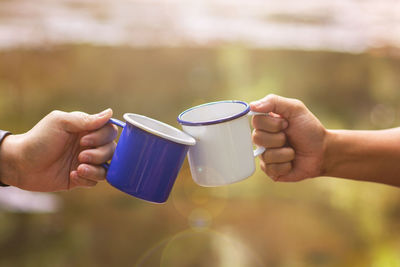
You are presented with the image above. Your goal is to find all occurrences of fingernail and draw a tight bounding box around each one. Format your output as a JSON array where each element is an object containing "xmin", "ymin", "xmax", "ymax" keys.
[
  {"xmin": 79, "ymin": 166, "xmax": 89, "ymax": 177},
  {"xmin": 250, "ymin": 101, "xmax": 261, "ymax": 107},
  {"xmin": 97, "ymin": 108, "xmax": 111, "ymax": 118},
  {"xmin": 70, "ymin": 171, "xmax": 78, "ymax": 179}
]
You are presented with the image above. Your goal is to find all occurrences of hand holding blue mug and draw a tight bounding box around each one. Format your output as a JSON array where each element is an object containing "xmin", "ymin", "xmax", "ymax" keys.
[{"xmin": 105, "ymin": 114, "xmax": 195, "ymax": 203}]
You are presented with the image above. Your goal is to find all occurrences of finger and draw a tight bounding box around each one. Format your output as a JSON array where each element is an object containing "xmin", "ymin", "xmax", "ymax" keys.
[
  {"xmin": 78, "ymin": 142, "xmax": 116, "ymax": 165},
  {"xmin": 80, "ymin": 123, "xmax": 118, "ymax": 147},
  {"xmin": 264, "ymin": 162, "xmax": 292, "ymax": 180},
  {"xmin": 70, "ymin": 171, "xmax": 98, "ymax": 188},
  {"xmin": 252, "ymin": 130, "xmax": 286, "ymax": 148},
  {"xmin": 58, "ymin": 108, "xmax": 113, "ymax": 133},
  {"xmin": 77, "ymin": 164, "xmax": 106, "ymax": 181},
  {"xmin": 259, "ymin": 161, "xmax": 278, "ymax": 181},
  {"xmin": 252, "ymin": 114, "xmax": 288, "ymax": 133},
  {"xmin": 250, "ymin": 94, "xmax": 306, "ymax": 119},
  {"xmin": 262, "ymin": 147, "xmax": 295, "ymax": 164}
]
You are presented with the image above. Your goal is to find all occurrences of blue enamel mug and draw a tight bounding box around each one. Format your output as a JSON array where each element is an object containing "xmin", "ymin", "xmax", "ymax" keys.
[{"xmin": 105, "ymin": 113, "xmax": 196, "ymax": 203}]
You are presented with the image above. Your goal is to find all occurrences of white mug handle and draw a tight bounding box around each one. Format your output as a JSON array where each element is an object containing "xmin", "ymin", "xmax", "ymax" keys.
[{"xmin": 248, "ymin": 111, "xmax": 267, "ymax": 157}]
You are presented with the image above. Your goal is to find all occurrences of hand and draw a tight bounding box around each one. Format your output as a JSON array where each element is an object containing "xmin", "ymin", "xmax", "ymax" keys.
[
  {"xmin": 251, "ymin": 94, "xmax": 328, "ymax": 182},
  {"xmin": 0, "ymin": 109, "xmax": 118, "ymax": 192}
]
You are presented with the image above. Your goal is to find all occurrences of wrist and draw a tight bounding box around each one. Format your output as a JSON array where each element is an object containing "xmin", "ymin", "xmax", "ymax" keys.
[
  {"xmin": 320, "ymin": 129, "xmax": 358, "ymax": 178},
  {"xmin": 0, "ymin": 134, "xmax": 21, "ymax": 187},
  {"xmin": 320, "ymin": 129, "xmax": 339, "ymax": 177}
]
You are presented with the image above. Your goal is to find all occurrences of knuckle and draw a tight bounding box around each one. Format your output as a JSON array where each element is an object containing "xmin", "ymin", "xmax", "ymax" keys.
[
  {"xmin": 275, "ymin": 132, "xmax": 286, "ymax": 146},
  {"xmin": 111, "ymin": 124, "xmax": 119, "ymax": 134},
  {"xmin": 105, "ymin": 142, "xmax": 115, "ymax": 155},
  {"xmin": 49, "ymin": 110, "xmax": 64, "ymax": 121},
  {"xmin": 79, "ymin": 113, "xmax": 92, "ymax": 128},
  {"xmin": 281, "ymin": 162, "xmax": 292, "ymax": 175},
  {"xmin": 99, "ymin": 167, "xmax": 106, "ymax": 177},
  {"xmin": 107, "ymin": 124, "xmax": 119, "ymax": 140},
  {"xmin": 287, "ymin": 148, "xmax": 296, "ymax": 160},
  {"xmin": 106, "ymin": 140, "xmax": 115, "ymax": 149},
  {"xmin": 292, "ymin": 99, "xmax": 305, "ymax": 110},
  {"xmin": 71, "ymin": 111, "xmax": 91, "ymax": 128},
  {"xmin": 266, "ymin": 94, "xmax": 279, "ymax": 104},
  {"xmin": 272, "ymin": 164, "xmax": 282, "ymax": 174},
  {"xmin": 49, "ymin": 110, "xmax": 69, "ymax": 127},
  {"xmin": 282, "ymin": 161, "xmax": 291, "ymax": 170},
  {"xmin": 265, "ymin": 164, "xmax": 277, "ymax": 176},
  {"xmin": 262, "ymin": 150, "xmax": 272, "ymax": 163},
  {"xmin": 49, "ymin": 110, "xmax": 62, "ymax": 117},
  {"xmin": 270, "ymin": 119, "xmax": 282, "ymax": 132},
  {"xmin": 265, "ymin": 94, "xmax": 278, "ymax": 101},
  {"xmin": 252, "ymin": 116, "xmax": 261, "ymax": 129},
  {"xmin": 252, "ymin": 131, "xmax": 264, "ymax": 146},
  {"xmin": 267, "ymin": 163, "xmax": 291, "ymax": 177}
]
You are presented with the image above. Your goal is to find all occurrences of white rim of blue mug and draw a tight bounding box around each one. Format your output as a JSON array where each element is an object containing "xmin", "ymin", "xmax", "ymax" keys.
[
  {"xmin": 123, "ymin": 113, "xmax": 196, "ymax": 146},
  {"xmin": 177, "ymin": 100, "xmax": 250, "ymax": 126}
]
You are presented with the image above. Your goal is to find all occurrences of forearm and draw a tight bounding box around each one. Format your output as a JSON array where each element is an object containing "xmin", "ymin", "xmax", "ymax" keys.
[{"xmin": 322, "ymin": 128, "xmax": 400, "ymax": 187}]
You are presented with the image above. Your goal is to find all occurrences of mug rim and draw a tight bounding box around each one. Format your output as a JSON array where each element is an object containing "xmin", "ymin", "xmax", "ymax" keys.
[
  {"xmin": 177, "ymin": 100, "xmax": 250, "ymax": 126},
  {"xmin": 123, "ymin": 113, "xmax": 196, "ymax": 146}
]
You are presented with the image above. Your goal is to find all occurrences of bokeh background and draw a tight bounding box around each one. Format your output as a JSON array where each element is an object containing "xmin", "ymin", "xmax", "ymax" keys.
[{"xmin": 0, "ymin": 0, "xmax": 400, "ymax": 266}]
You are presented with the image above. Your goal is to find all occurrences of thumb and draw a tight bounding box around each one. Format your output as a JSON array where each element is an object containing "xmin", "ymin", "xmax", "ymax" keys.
[
  {"xmin": 62, "ymin": 108, "xmax": 113, "ymax": 133},
  {"xmin": 250, "ymin": 94, "xmax": 305, "ymax": 119}
]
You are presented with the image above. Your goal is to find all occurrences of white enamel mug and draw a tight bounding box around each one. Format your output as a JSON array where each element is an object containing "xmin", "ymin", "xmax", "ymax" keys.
[{"xmin": 177, "ymin": 100, "xmax": 265, "ymax": 187}]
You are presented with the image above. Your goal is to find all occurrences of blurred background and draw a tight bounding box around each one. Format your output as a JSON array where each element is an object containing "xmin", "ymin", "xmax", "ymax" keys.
[{"xmin": 0, "ymin": 0, "xmax": 400, "ymax": 266}]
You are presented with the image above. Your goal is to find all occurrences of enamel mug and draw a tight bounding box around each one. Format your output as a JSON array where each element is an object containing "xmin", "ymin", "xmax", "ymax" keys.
[
  {"xmin": 105, "ymin": 114, "xmax": 196, "ymax": 203},
  {"xmin": 177, "ymin": 100, "xmax": 265, "ymax": 187}
]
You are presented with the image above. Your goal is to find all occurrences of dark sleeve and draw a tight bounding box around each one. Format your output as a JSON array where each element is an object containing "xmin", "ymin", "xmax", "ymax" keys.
[{"xmin": 0, "ymin": 130, "xmax": 11, "ymax": 187}]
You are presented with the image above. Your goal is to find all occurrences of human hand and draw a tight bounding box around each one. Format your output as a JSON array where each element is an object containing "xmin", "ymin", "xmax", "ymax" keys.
[
  {"xmin": 250, "ymin": 94, "xmax": 328, "ymax": 182},
  {"xmin": 0, "ymin": 109, "xmax": 118, "ymax": 192}
]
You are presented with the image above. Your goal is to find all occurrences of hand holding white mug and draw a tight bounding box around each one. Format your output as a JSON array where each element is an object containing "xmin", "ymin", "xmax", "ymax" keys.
[
  {"xmin": 251, "ymin": 94, "xmax": 400, "ymax": 187},
  {"xmin": 250, "ymin": 94, "xmax": 326, "ymax": 182}
]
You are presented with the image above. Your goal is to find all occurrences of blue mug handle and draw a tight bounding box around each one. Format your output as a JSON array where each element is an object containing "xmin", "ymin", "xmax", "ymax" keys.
[{"xmin": 102, "ymin": 118, "xmax": 126, "ymax": 170}]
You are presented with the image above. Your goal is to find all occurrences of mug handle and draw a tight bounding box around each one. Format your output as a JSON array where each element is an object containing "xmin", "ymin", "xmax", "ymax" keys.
[
  {"xmin": 101, "ymin": 118, "xmax": 126, "ymax": 170},
  {"xmin": 247, "ymin": 111, "xmax": 267, "ymax": 157}
]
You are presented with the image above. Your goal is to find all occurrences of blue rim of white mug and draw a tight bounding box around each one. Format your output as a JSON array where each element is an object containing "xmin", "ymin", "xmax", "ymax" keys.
[
  {"xmin": 123, "ymin": 113, "xmax": 196, "ymax": 146},
  {"xmin": 177, "ymin": 100, "xmax": 250, "ymax": 126}
]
